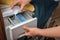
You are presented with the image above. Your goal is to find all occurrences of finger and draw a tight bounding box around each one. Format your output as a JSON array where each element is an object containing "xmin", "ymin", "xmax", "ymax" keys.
[
  {"xmin": 11, "ymin": 0, "xmax": 19, "ymax": 8},
  {"xmin": 23, "ymin": 26, "xmax": 30, "ymax": 32},
  {"xmin": 25, "ymin": 32, "xmax": 31, "ymax": 36},
  {"xmin": 19, "ymin": 4, "xmax": 25, "ymax": 12}
]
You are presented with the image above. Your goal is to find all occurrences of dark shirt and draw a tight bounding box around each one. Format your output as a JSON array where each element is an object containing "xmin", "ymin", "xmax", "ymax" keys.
[{"xmin": 31, "ymin": 0, "xmax": 58, "ymax": 28}]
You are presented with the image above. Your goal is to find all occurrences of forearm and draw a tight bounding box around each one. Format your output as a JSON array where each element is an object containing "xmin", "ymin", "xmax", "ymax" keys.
[{"xmin": 38, "ymin": 26, "xmax": 60, "ymax": 37}]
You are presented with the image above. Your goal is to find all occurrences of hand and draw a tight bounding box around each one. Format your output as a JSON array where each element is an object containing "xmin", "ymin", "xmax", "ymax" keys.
[
  {"xmin": 12, "ymin": 0, "xmax": 31, "ymax": 12},
  {"xmin": 23, "ymin": 26, "xmax": 40, "ymax": 36}
]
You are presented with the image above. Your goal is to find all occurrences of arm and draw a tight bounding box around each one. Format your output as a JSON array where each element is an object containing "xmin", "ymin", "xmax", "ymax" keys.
[
  {"xmin": 23, "ymin": 26, "xmax": 60, "ymax": 37},
  {"xmin": 38, "ymin": 26, "xmax": 60, "ymax": 37}
]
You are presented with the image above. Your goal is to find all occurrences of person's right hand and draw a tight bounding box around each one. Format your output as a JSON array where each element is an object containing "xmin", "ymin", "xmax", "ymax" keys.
[
  {"xmin": 23, "ymin": 26, "xmax": 40, "ymax": 36},
  {"xmin": 12, "ymin": 0, "xmax": 31, "ymax": 12}
]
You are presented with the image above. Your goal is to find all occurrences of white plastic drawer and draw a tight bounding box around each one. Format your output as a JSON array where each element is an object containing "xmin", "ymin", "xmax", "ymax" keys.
[
  {"xmin": 9, "ymin": 18, "xmax": 37, "ymax": 40},
  {"xmin": 3, "ymin": 11, "xmax": 37, "ymax": 40}
]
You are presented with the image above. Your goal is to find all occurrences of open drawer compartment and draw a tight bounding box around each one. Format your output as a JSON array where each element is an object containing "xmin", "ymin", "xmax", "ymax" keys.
[
  {"xmin": 16, "ymin": 11, "xmax": 34, "ymax": 22},
  {"xmin": 8, "ymin": 18, "xmax": 37, "ymax": 40},
  {"xmin": 8, "ymin": 15, "xmax": 21, "ymax": 25},
  {"xmin": 3, "ymin": 11, "xmax": 37, "ymax": 40},
  {"xmin": 6, "ymin": 11, "xmax": 35, "ymax": 25}
]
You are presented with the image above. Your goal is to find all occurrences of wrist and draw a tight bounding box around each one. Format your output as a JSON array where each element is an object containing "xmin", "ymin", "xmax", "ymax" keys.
[
  {"xmin": 37, "ymin": 29, "xmax": 44, "ymax": 36},
  {"xmin": 35, "ymin": 28, "xmax": 41, "ymax": 36}
]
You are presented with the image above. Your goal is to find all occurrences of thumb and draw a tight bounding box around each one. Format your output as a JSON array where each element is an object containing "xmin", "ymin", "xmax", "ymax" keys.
[
  {"xmin": 23, "ymin": 26, "xmax": 30, "ymax": 32},
  {"xmin": 20, "ymin": 4, "xmax": 25, "ymax": 12}
]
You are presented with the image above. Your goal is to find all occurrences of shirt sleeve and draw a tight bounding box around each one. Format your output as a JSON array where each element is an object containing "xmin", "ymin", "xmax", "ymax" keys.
[{"xmin": 31, "ymin": 0, "xmax": 35, "ymax": 2}]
